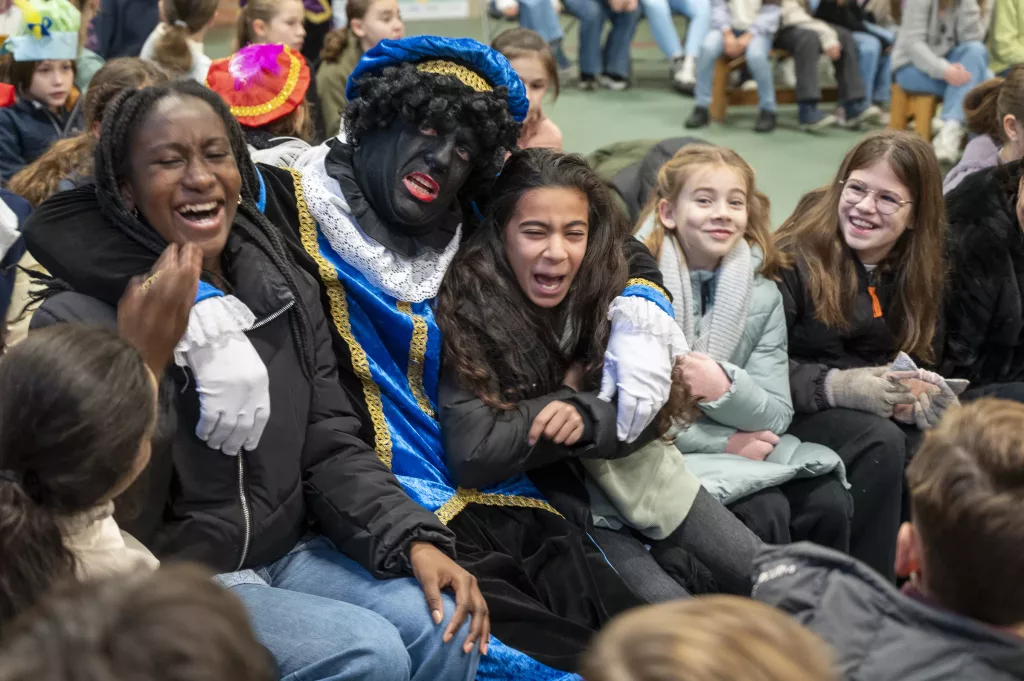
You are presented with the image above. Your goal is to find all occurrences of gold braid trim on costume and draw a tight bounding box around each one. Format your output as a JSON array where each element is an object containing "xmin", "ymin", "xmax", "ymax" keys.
[
  {"xmin": 625, "ymin": 277, "xmax": 670, "ymax": 300},
  {"xmin": 434, "ymin": 488, "xmax": 564, "ymax": 525},
  {"xmin": 287, "ymin": 167, "xmax": 394, "ymax": 467},
  {"xmin": 229, "ymin": 51, "xmax": 302, "ymax": 118},
  {"xmin": 415, "ymin": 60, "xmax": 492, "ymax": 93},
  {"xmin": 396, "ymin": 301, "xmax": 435, "ymax": 418}
]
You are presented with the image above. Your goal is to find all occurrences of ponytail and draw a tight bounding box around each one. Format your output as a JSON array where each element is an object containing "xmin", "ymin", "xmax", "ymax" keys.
[
  {"xmin": 964, "ymin": 66, "xmax": 1024, "ymax": 143},
  {"xmin": 0, "ymin": 476, "xmax": 75, "ymax": 626},
  {"xmin": 320, "ymin": 27, "xmax": 352, "ymax": 63},
  {"xmin": 153, "ymin": 0, "xmax": 219, "ymax": 75}
]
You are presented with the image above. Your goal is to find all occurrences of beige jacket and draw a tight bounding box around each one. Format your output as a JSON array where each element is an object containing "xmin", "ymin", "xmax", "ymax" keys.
[
  {"xmin": 63, "ymin": 502, "xmax": 160, "ymax": 580},
  {"xmin": 780, "ymin": 0, "xmax": 840, "ymax": 50}
]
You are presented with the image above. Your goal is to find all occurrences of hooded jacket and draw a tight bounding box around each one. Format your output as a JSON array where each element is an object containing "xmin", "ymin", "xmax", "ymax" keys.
[
  {"xmin": 27, "ymin": 188, "xmax": 456, "ymax": 577},
  {"xmin": 940, "ymin": 160, "xmax": 1024, "ymax": 386},
  {"xmin": 0, "ymin": 97, "xmax": 82, "ymax": 183},
  {"xmin": 753, "ymin": 542, "xmax": 1024, "ymax": 681}
]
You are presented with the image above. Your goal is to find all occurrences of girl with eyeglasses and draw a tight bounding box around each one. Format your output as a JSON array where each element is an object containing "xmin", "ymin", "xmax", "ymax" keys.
[{"xmin": 773, "ymin": 130, "xmax": 948, "ymax": 582}]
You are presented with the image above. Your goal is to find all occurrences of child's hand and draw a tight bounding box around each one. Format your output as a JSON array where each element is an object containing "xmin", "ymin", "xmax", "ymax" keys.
[
  {"xmin": 726, "ymin": 430, "xmax": 779, "ymax": 461},
  {"xmin": 722, "ymin": 30, "xmax": 741, "ymax": 58},
  {"xmin": 943, "ymin": 63, "xmax": 971, "ymax": 87},
  {"xmin": 118, "ymin": 243, "xmax": 202, "ymax": 375},
  {"xmin": 529, "ymin": 401, "xmax": 585, "ymax": 446},
  {"xmin": 679, "ymin": 352, "xmax": 731, "ymax": 403},
  {"xmin": 825, "ymin": 43, "xmax": 841, "ymax": 60}
]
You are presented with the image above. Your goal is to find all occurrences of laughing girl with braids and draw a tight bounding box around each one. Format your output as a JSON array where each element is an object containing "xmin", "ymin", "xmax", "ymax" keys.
[{"xmin": 28, "ymin": 79, "xmax": 486, "ymax": 681}]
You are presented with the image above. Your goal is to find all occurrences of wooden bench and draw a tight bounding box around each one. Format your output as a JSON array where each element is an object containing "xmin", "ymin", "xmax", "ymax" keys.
[
  {"xmin": 710, "ymin": 49, "xmax": 838, "ymax": 122},
  {"xmin": 888, "ymin": 84, "xmax": 939, "ymax": 142}
]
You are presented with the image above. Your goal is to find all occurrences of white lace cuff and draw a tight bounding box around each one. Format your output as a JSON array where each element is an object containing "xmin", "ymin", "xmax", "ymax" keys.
[
  {"xmin": 173, "ymin": 295, "xmax": 257, "ymax": 366},
  {"xmin": 607, "ymin": 296, "xmax": 690, "ymax": 357}
]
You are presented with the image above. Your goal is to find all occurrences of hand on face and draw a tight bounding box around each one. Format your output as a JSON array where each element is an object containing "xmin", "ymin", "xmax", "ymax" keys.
[{"xmin": 122, "ymin": 96, "xmax": 241, "ymax": 272}]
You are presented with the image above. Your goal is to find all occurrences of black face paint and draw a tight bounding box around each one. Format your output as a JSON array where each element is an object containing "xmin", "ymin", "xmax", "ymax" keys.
[{"xmin": 354, "ymin": 119, "xmax": 480, "ymax": 231}]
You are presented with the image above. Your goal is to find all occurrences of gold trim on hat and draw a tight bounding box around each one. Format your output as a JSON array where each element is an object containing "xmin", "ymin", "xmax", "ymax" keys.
[
  {"xmin": 228, "ymin": 49, "xmax": 303, "ymax": 119},
  {"xmin": 415, "ymin": 60, "xmax": 492, "ymax": 93}
]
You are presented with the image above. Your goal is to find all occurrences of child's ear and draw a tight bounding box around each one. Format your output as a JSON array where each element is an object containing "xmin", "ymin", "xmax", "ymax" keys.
[
  {"xmin": 895, "ymin": 521, "xmax": 923, "ymax": 580},
  {"xmin": 252, "ymin": 18, "xmax": 268, "ymax": 39},
  {"xmin": 1004, "ymin": 114, "xmax": 1020, "ymax": 145},
  {"xmin": 657, "ymin": 198, "xmax": 677, "ymax": 231},
  {"xmin": 350, "ymin": 18, "xmax": 366, "ymax": 39}
]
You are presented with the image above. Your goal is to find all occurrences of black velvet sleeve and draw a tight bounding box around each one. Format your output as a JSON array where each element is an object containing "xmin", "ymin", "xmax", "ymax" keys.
[{"xmin": 623, "ymin": 235, "xmax": 668, "ymax": 296}]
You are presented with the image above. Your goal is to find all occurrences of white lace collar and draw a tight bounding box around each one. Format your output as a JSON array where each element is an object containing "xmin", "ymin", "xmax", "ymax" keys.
[{"xmin": 293, "ymin": 142, "xmax": 461, "ymax": 303}]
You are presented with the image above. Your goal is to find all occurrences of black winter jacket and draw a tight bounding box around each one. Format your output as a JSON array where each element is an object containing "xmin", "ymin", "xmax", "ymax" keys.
[
  {"xmin": 754, "ymin": 543, "xmax": 1024, "ymax": 681},
  {"xmin": 941, "ymin": 161, "xmax": 1024, "ymax": 386},
  {"xmin": 30, "ymin": 206, "xmax": 455, "ymax": 577},
  {"xmin": 778, "ymin": 254, "xmax": 903, "ymax": 412},
  {"xmin": 0, "ymin": 97, "xmax": 82, "ymax": 183}
]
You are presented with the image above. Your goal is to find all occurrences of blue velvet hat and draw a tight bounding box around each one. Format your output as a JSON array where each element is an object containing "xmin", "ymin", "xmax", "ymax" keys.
[{"xmin": 345, "ymin": 35, "xmax": 529, "ymax": 124}]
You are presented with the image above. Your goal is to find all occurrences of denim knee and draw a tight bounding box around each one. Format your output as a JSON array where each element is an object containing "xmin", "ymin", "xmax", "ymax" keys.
[
  {"xmin": 857, "ymin": 33, "xmax": 881, "ymax": 59},
  {"xmin": 956, "ymin": 40, "xmax": 988, "ymax": 67},
  {"xmin": 322, "ymin": 609, "xmax": 411, "ymax": 681}
]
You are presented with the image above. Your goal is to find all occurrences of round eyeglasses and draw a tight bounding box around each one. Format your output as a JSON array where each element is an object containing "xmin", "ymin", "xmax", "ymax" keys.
[{"xmin": 838, "ymin": 180, "xmax": 911, "ymax": 216}]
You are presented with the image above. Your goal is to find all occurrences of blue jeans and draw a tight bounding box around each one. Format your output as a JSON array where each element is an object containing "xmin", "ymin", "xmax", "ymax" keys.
[
  {"xmin": 219, "ymin": 538, "xmax": 479, "ymax": 681},
  {"xmin": 695, "ymin": 29, "xmax": 775, "ymax": 111},
  {"xmin": 640, "ymin": 0, "xmax": 711, "ymax": 58},
  {"xmin": 562, "ymin": 0, "xmax": 641, "ymax": 76},
  {"xmin": 512, "ymin": 0, "xmax": 564, "ymax": 42},
  {"xmin": 894, "ymin": 40, "xmax": 989, "ymax": 122},
  {"xmin": 852, "ymin": 25, "xmax": 893, "ymax": 105}
]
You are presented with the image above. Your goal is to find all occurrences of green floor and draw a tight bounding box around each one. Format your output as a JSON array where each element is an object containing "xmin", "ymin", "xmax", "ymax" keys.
[{"xmin": 209, "ymin": 16, "xmax": 877, "ymax": 223}]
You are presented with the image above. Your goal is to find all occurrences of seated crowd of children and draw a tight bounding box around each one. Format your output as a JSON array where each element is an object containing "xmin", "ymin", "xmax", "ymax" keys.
[{"xmin": 0, "ymin": 0, "xmax": 1023, "ymax": 679}]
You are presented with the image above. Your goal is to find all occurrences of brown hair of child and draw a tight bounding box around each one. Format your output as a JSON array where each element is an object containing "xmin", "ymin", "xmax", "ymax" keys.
[
  {"xmin": 903, "ymin": 398, "xmax": 1024, "ymax": 628},
  {"xmin": 7, "ymin": 59, "xmax": 76, "ymax": 99},
  {"xmin": 581, "ymin": 596, "xmax": 838, "ymax": 681},
  {"xmin": 636, "ymin": 144, "xmax": 780, "ymax": 279},
  {"xmin": 154, "ymin": 0, "xmax": 219, "ymax": 75},
  {"xmin": 0, "ymin": 564, "xmax": 276, "ymax": 681},
  {"xmin": 491, "ymin": 27, "xmax": 560, "ymax": 99},
  {"xmin": 8, "ymin": 58, "xmax": 169, "ymax": 207},
  {"xmin": 963, "ymin": 65, "xmax": 1024, "ymax": 142},
  {"xmin": 773, "ymin": 130, "xmax": 945, "ymax": 362},
  {"xmin": 319, "ymin": 0, "xmax": 373, "ymax": 62}
]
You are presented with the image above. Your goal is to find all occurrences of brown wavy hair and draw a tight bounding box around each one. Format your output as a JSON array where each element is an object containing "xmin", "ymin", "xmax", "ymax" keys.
[
  {"xmin": 635, "ymin": 144, "xmax": 779, "ymax": 279},
  {"xmin": 963, "ymin": 65, "xmax": 1024, "ymax": 142},
  {"xmin": 7, "ymin": 58, "xmax": 168, "ymax": 207},
  {"xmin": 492, "ymin": 27, "xmax": 560, "ymax": 99},
  {"xmin": 152, "ymin": 0, "xmax": 219, "ymax": 75},
  {"xmin": 319, "ymin": 0, "xmax": 374, "ymax": 62},
  {"xmin": 437, "ymin": 148, "xmax": 695, "ymax": 430},
  {"xmin": 774, "ymin": 130, "xmax": 945, "ymax": 362}
]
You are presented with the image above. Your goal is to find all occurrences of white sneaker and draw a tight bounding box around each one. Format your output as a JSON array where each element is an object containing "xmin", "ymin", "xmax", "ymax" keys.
[
  {"xmin": 672, "ymin": 55, "xmax": 696, "ymax": 92},
  {"xmin": 933, "ymin": 121, "xmax": 964, "ymax": 164},
  {"xmin": 778, "ymin": 58, "xmax": 797, "ymax": 89}
]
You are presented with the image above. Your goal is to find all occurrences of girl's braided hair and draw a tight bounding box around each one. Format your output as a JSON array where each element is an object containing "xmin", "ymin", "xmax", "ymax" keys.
[{"xmin": 93, "ymin": 80, "xmax": 317, "ymax": 379}]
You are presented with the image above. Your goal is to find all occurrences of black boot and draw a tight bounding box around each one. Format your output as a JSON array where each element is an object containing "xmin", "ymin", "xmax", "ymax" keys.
[
  {"xmin": 754, "ymin": 109, "xmax": 777, "ymax": 133},
  {"xmin": 685, "ymin": 106, "xmax": 710, "ymax": 129}
]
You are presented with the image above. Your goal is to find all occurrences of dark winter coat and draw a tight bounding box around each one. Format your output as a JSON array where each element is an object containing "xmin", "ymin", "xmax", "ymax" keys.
[
  {"xmin": 92, "ymin": 0, "xmax": 160, "ymax": 59},
  {"xmin": 940, "ymin": 161, "xmax": 1024, "ymax": 386},
  {"xmin": 0, "ymin": 97, "xmax": 82, "ymax": 183},
  {"xmin": 778, "ymin": 254, "xmax": 903, "ymax": 412},
  {"xmin": 754, "ymin": 542, "xmax": 1024, "ymax": 681},
  {"xmin": 28, "ymin": 189, "xmax": 456, "ymax": 577}
]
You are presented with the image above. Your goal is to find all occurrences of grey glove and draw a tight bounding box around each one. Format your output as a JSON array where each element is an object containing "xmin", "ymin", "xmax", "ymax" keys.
[
  {"xmin": 824, "ymin": 366, "xmax": 915, "ymax": 418},
  {"xmin": 888, "ymin": 368, "xmax": 960, "ymax": 430}
]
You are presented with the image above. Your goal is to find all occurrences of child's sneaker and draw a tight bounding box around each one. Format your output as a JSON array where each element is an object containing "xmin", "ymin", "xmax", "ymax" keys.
[
  {"xmin": 799, "ymin": 105, "xmax": 836, "ymax": 133},
  {"xmin": 597, "ymin": 73, "xmax": 629, "ymax": 91},
  {"xmin": 685, "ymin": 106, "xmax": 710, "ymax": 129},
  {"xmin": 671, "ymin": 55, "xmax": 696, "ymax": 93},
  {"xmin": 842, "ymin": 102, "xmax": 883, "ymax": 129},
  {"xmin": 754, "ymin": 109, "xmax": 777, "ymax": 133},
  {"xmin": 933, "ymin": 120, "xmax": 964, "ymax": 164},
  {"xmin": 578, "ymin": 74, "xmax": 599, "ymax": 91}
]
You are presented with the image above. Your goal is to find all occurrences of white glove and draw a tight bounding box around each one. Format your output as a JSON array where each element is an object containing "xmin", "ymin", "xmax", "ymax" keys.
[
  {"xmin": 175, "ymin": 295, "xmax": 271, "ymax": 456},
  {"xmin": 599, "ymin": 296, "xmax": 689, "ymax": 443}
]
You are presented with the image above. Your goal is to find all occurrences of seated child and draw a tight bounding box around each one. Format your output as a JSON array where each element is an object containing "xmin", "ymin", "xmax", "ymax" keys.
[
  {"xmin": 492, "ymin": 28, "xmax": 564, "ymax": 151},
  {"xmin": 687, "ymin": 0, "xmax": 781, "ymax": 132},
  {"xmin": 0, "ymin": 243, "xmax": 200, "ymax": 624},
  {"xmin": 205, "ymin": 43, "xmax": 313, "ymax": 168},
  {"xmin": 581, "ymin": 595, "xmax": 838, "ymax": 681},
  {"xmin": 0, "ymin": 0, "xmax": 82, "ymax": 183},
  {"xmin": 139, "ymin": 0, "xmax": 218, "ymax": 82},
  {"xmin": 988, "ymin": 0, "xmax": 1024, "ymax": 78},
  {"xmin": 755, "ymin": 398, "xmax": 1024, "ymax": 680},
  {"xmin": 0, "ymin": 564, "xmax": 276, "ymax": 681}
]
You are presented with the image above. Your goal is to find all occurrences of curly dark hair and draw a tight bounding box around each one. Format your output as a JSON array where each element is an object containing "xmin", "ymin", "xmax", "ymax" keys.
[
  {"xmin": 93, "ymin": 80, "xmax": 317, "ymax": 380},
  {"xmin": 437, "ymin": 148, "xmax": 625, "ymax": 408},
  {"xmin": 343, "ymin": 62, "xmax": 520, "ymax": 195}
]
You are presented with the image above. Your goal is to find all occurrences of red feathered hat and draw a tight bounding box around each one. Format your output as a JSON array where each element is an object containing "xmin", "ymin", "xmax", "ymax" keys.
[{"xmin": 206, "ymin": 43, "xmax": 311, "ymax": 128}]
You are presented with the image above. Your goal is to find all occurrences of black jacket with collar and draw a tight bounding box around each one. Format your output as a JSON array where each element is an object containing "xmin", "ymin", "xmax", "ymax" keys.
[
  {"xmin": 0, "ymin": 97, "xmax": 82, "ymax": 183},
  {"xmin": 753, "ymin": 543, "xmax": 1024, "ymax": 681},
  {"xmin": 30, "ymin": 202, "xmax": 455, "ymax": 577},
  {"xmin": 778, "ymin": 253, "xmax": 903, "ymax": 412},
  {"xmin": 940, "ymin": 161, "xmax": 1024, "ymax": 386}
]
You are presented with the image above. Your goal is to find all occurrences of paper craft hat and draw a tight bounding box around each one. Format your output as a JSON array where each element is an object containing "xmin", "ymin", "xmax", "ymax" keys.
[
  {"xmin": 206, "ymin": 43, "xmax": 311, "ymax": 129},
  {"xmin": 1, "ymin": 0, "xmax": 79, "ymax": 61},
  {"xmin": 345, "ymin": 35, "xmax": 529, "ymax": 124}
]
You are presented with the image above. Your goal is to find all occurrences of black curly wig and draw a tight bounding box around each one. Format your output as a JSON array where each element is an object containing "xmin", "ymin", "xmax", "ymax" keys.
[{"xmin": 343, "ymin": 62, "xmax": 521, "ymax": 195}]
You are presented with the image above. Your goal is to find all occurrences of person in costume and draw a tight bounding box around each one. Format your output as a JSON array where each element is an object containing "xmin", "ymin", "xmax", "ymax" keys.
[
  {"xmin": 206, "ymin": 43, "xmax": 313, "ymax": 169},
  {"xmin": 28, "ymin": 78, "xmax": 487, "ymax": 681},
  {"xmin": 0, "ymin": 0, "xmax": 83, "ymax": 183}
]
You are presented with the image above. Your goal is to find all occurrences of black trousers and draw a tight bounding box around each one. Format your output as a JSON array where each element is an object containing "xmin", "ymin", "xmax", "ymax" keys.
[
  {"xmin": 787, "ymin": 408, "xmax": 909, "ymax": 581},
  {"xmin": 728, "ymin": 476, "xmax": 852, "ymax": 555},
  {"xmin": 773, "ymin": 23, "xmax": 866, "ymax": 104}
]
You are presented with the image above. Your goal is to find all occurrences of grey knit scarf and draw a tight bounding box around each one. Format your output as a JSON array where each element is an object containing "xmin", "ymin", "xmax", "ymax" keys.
[{"xmin": 658, "ymin": 234, "xmax": 753, "ymax": 363}]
